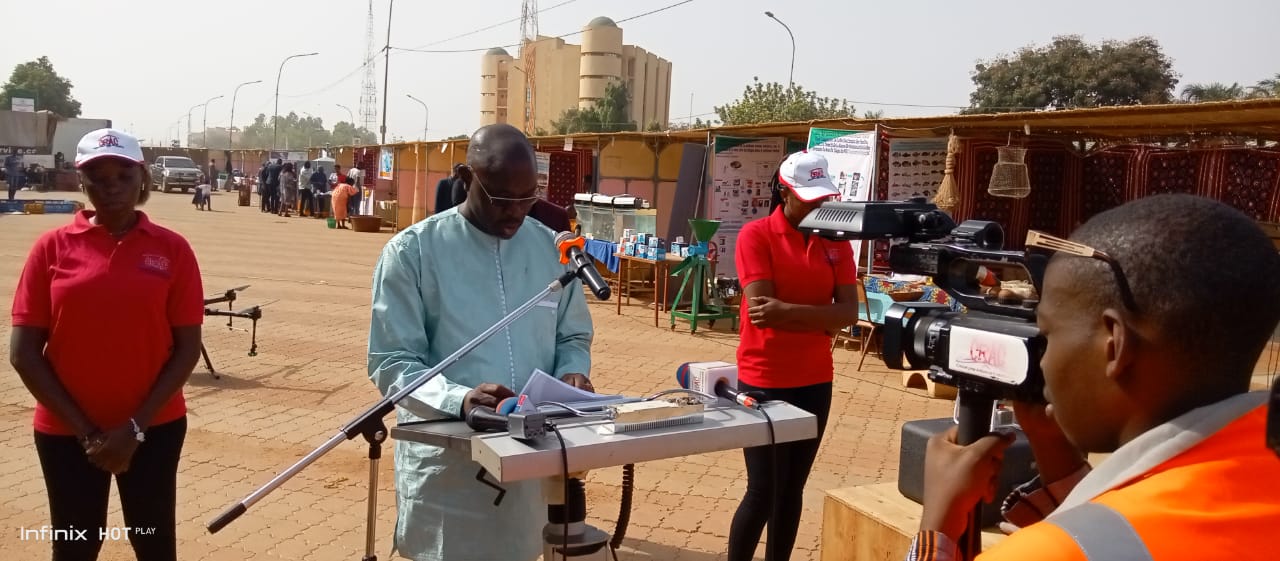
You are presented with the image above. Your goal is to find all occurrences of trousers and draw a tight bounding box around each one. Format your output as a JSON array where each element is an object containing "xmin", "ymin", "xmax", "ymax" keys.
[
  {"xmin": 727, "ymin": 382, "xmax": 832, "ymax": 561},
  {"xmin": 34, "ymin": 417, "xmax": 187, "ymax": 561}
]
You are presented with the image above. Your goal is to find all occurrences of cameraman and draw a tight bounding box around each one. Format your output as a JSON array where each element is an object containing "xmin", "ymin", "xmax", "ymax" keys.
[{"xmin": 908, "ymin": 194, "xmax": 1280, "ymax": 560}]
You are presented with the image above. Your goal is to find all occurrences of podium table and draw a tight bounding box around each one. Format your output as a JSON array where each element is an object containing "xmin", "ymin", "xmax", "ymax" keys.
[{"xmin": 391, "ymin": 400, "xmax": 818, "ymax": 483}]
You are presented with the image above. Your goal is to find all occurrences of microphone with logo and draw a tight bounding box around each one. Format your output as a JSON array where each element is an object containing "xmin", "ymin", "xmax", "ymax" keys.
[
  {"xmin": 675, "ymin": 362, "xmax": 760, "ymax": 410},
  {"xmin": 555, "ymin": 231, "xmax": 611, "ymax": 301}
]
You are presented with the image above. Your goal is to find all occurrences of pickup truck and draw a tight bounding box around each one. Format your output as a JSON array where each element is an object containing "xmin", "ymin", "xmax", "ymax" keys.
[{"xmin": 150, "ymin": 156, "xmax": 204, "ymax": 193}]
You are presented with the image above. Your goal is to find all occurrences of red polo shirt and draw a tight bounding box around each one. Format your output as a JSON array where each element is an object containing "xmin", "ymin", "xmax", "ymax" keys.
[
  {"xmin": 11, "ymin": 211, "xmax": 204, "ymax": 435},
  {"xmin": 735, "ymin": 207, "xmax": 857, "ymax": 388}
]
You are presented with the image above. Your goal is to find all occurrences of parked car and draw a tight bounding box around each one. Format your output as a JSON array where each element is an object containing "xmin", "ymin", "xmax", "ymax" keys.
[{"xmin": 150, "ymin": 156, "xmax": 203, "ymax": 193}]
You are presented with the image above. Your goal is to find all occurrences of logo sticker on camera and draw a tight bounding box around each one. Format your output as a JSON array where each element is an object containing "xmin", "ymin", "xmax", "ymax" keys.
[{"xmin": 947, "ymin": 326, "xmax": 1029, "ymax": 385}]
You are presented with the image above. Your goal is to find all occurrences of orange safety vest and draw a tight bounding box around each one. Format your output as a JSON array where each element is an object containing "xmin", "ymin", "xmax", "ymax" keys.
[{"xmin": 979, "ymin": 404, "xmax": 1279, "ymax": 561}]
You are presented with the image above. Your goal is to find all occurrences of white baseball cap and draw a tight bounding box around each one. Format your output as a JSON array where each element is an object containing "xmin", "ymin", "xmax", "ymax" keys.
[
  {"xmin": 777, "ymin": 150, "xmax": 840, "ymax": 202},
  {"xmin": 75, "ymin": 128, "xmax": 145, "ymax": 168}
]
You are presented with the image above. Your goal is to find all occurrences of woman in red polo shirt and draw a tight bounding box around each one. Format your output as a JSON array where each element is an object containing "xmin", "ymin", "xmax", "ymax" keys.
[
  {"xmin": 10, "ymin": 128, "xmax": 204, "ymax": 561},
  {"xmin": 728, "ymin": 151, "xmax": 860, "ymax": 561}
]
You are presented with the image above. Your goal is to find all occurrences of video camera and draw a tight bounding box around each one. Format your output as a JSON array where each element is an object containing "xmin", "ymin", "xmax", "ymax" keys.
[{"xmin": 798, "ymin": 198, "xmax": 1049, "ymax": 403}]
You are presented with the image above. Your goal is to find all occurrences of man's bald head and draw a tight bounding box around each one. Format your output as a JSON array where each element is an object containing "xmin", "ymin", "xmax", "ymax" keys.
[{"xmin": 466, "ymin": 124, "xmax": 536, "ymax": 174}]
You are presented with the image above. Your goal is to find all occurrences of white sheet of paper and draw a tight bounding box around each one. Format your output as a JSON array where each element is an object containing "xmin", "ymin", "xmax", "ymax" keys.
[{"xmin": 515, "ymin": 370, "xmax": 619, "ymax": 412}]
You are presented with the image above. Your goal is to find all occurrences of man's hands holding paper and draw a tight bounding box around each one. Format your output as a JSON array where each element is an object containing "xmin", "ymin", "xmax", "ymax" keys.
[
  {"xmin": 461, "ymin": 383, "xmax": 516, "ymax": 418},
  {"xmin": 559, "ymin": 373, "xmax": 593, "ymax": 392}
]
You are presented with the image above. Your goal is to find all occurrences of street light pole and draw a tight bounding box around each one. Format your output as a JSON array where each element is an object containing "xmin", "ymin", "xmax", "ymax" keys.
[
  {"xmin": 186, "ymin": 103, "xmax": 204, "ymax": 148},
  {"xmin": 406, "ymin": 94, "xmax": 428, "ymax": 140},
  {"xmin": 273, "ymin": 52, "xmax": 320, "ymax": 150},
  {"xmin": 229, "ymin": 80, "xmax": 262, "ymax": 155},
  {"xmin": 764, "ymin": 11, "xmax": 795, "ymax": 88},
  {"xmin": 336, "ymin": 104, "xmax": 357, "ymax": 145},
  {"xmin": 380, "ymin": 0, "xmax": 395, "ymax": 144},
  {"xmin": 201, "ymin": 94, "xmax": 224, "ymax": 149}
]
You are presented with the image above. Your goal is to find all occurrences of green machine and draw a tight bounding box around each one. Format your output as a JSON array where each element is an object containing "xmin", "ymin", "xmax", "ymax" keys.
[{"xmin": 669, "ymin": 219, "xmax": 739, "ymax": 333}]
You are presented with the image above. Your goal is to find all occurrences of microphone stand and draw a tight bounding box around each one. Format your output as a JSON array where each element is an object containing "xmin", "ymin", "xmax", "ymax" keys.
[{"xmin": 207, "ymin": 268, "xmax": 583, "ymax": 561}]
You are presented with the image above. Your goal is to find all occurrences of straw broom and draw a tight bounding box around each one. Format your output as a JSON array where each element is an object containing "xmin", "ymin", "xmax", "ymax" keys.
[{"xmin": 933, "ymin": 133, "xmax": 960, "ymax": 215}]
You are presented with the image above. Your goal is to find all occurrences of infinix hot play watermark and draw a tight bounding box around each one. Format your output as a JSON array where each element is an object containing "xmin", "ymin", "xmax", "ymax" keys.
[{"xmin": 20, "ymin": 525, "xmax": 156, "ymax": 541}]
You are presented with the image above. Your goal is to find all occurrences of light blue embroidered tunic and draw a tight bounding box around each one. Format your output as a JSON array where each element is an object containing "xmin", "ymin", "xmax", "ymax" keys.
[{"xmin": 368, "ymin": 209, "xmax": 593, "ymax": 561}]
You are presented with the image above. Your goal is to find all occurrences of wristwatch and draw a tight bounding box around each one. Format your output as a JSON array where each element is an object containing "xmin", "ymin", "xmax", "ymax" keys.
[{"xmin": 129, "ymin": 418, "xmax": 146, "ymax": 443}]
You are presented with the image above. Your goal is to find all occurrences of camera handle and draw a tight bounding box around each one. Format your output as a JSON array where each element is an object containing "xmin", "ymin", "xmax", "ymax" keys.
[{"xmin": 953, "ymin": 389, "xmax": 996, "ymax": 561}]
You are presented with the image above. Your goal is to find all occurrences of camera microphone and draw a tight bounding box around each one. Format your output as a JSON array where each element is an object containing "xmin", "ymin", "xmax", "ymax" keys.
[{"xmin": 676, "ymin": 362, "xmax": 759, "ymax": 409}]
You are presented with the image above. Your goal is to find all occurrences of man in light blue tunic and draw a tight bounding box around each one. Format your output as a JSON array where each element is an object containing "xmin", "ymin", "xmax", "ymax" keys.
[{"xmin": 368, "ymin": 124, "xmax": 594, "ymax": 561}]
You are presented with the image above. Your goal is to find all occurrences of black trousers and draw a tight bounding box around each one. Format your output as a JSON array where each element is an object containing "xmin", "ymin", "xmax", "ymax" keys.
[
  {"xmin": 33, "ymin": 417, "xmax": 187, "ymax": 561},
  {"xmin": 727, "ymin": 382, "xmax": 832, "ymax": 561}
]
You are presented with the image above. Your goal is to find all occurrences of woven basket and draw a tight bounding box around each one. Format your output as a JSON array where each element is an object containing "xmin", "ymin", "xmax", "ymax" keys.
[{"xmin": 888, "ymin": 289, "xmax": 924, "ymax": 302}]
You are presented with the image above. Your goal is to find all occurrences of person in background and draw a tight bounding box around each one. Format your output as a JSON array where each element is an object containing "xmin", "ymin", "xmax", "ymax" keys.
[
  {"xmin": 265, "ymin": 158, "xmax": 283, "ymax": 214},
  {"xmin": 729, "ymin": 150, "xmax": 859, "ymax": 561},
  {"xmin": 347, "ymin": 163, "xmax": 363, "ymax": 217},
  {"xmin": 450, "ymin": 164, "xmax": 470, "ymax": 210},
  {"xmin": 298, "ymin": 161, "xmax": 314, "ymax": 217},
  {"xmin": 6, "ymin": 152, "xmax": 24, "ymax": 200},
  {"xmin": 10, "ymin": 128, "xmax": 204, "ymax": 561},
  {"xmin": 331, "ymin": 180, "xmax": 358, "ymax": 229},
  {"xmin": 368, "ymin": 123, "xmax": 593, "ymax": 561},
  {"xmin": 309, "ymin": 165, "xmax": 327, "ymax": 218},
  {"xmin": 192, "ymin": 181, "xmax": 211, "ymax": 211},
  {"xmin": 434, "ymin": 163, "xmax": 464, "ymax": 214},
  {"xmin": 328, "ymin": 164, "xmax": 348, "ymax": 201},
  {"xmin": 527, "ymin": 198, "xmax": 571, "ymax": 233},
  {"xmin": 908, "ymin": 194, "xmax": 1280, "ymax": 561},
  {"xmin": 278, "ymin": 162, "xmax": 298, "ymax": 217},
  {"xmin": 207, "ymin": 159, "xmax": 218, "ymax": 189},
  {"xmin": 257, "ymin": 162, "xmax": 269, "ymax": 212}
]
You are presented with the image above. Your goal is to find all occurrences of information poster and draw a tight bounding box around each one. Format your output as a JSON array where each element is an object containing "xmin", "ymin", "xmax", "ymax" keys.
[
  {"xmin": 807, "ymin": 128, "xmax": 879, "ymax": 266},
  {"xmin": 535, "ymin": 152, "xmax": 550, "ymax": 188},
  {"xmin": 806, "ymin": 128, "xmax": 878, "ymax": 202},
  {"xmin": 887, "ymin": 137, "xmax": 948, "ymax": 201},
  {"xmin": 378, "ymin": 147, "xmax": 394, "ymax": 181},
  {"xmin": 707, "ymin": 135, "xmax": 787, "ymax": 277}
]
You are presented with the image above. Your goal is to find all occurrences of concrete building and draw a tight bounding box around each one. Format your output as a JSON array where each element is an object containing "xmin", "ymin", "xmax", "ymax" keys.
[{"xmin": 480, "ymin": 16, "xmax": 672, "ymax": 134}]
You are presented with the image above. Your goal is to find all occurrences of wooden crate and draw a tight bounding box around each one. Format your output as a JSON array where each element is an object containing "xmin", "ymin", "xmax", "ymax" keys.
[{"xmin": 822, "ymin": 483, "xmax": 1005, "ymax": 561}]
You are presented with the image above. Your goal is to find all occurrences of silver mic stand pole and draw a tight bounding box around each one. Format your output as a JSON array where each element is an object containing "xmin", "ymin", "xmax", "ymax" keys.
[{"xmin": 207, "ymin": 268, "xmax": 585, "ymax": 561}]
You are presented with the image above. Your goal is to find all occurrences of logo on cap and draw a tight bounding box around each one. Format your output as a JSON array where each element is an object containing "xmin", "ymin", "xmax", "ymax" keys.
[
  {"xmin": 809, "ymin": 168, "xmax": 826, "ymax": 180},
  {"xmin": 97, "ymin": 135, "xmax": 122, "ymax": 149}
]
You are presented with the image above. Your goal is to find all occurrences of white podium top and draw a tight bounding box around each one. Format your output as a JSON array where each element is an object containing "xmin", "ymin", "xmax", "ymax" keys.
[{"xmin": 390, "ymin": 400, "xmax": 818, "ymax": 483}]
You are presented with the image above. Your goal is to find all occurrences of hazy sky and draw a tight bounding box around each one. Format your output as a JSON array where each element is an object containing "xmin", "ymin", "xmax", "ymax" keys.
[{"xmin": 4, "ymin": 0, "xmax": 1278, "ymax": 146}]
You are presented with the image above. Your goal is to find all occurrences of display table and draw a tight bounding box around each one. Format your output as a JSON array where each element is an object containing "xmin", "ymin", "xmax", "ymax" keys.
[
  {"xmin": 613, "ymin": 252, "xmax": 686, "ymax": 327},
  {"xmin": 821, "ymin": 482, "xmax": 1005, "ymax": 561}
]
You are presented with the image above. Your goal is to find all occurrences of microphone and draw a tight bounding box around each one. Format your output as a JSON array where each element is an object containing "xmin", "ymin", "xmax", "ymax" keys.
[
  {"xmin": 676, "ymin": 362, "xmax": 759, "ymax": 409},
  {"xmin": 465, "ymin": 396, "xmax": 520, "ymax": 432},
  {"xmin": 555, "ymin": 231, "xmax": 611, "ymax": 301}
]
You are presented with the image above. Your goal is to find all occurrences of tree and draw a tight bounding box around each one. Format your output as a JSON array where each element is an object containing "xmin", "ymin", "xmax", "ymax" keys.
[
  {"xmin": 1250, "ymin": 74, "xmax": 1280, "ymax": 98},
  {"xmin": 0, "ymin": 56, "xmax": 82, "ymax": 117},
  {"xmin": 714, "ymin": 79, "xmax": 856, "ymax": 125},
  {"xmin": 551, "ymin": 81, "xmax": 638, "ymax": 134},
  {"xmin": 445, "ymin": 134, "xmax": 469, "ymax": 140},
  {"xmin": 965, "ymin": 35, "xmax": 1178, "ymax": 113},
  {"xmin": 217, "ymin": 113, "xmax": 375, "ymax": 149},
  {"xmin": 1179, "ymin": 82, "xmax": 1247, "ymax": 103}
]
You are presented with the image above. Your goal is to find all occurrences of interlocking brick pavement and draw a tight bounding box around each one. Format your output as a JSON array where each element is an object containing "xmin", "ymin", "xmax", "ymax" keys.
[{"xmin": 0, "ymin": 189, "xmax": 957, "ymax": 561}]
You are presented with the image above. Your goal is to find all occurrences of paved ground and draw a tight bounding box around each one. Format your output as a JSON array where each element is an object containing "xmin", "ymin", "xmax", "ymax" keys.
[{"xmin": 0, "ymin": 188, "xmax": 1274, "ymax": 561}]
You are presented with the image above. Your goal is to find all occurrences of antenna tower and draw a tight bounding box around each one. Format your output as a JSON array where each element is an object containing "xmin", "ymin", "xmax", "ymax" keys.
[
  {"xmin": 359, "ymin": 0, "xmax": 379, "ymax": 137},
  {"xmin": 519, "ymin": 0, "xmax": 538, "ymax": 133}
]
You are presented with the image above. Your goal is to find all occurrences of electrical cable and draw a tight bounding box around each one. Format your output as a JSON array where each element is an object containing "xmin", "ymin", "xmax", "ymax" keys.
[
  {"xmin": 609, "ymin": 463, "xmax": 634, "ymax": 560},
  {"xmin": 549, "ymin": 423, "xmax": 570, "ymax": 561},
  {"xmin": 758, "ymin": 401, "xmax": 780, "ymax": 559},
  {"xmin": 391, "ymin": 0, "xmax": 697, "ymax": 54}
]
